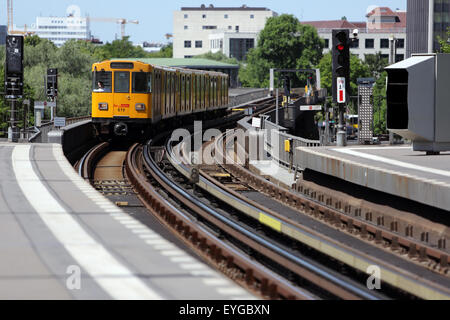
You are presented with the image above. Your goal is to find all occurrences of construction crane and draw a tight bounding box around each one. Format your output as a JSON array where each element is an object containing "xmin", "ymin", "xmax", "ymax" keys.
[
  {"xmin": 87, "ymin": 17, "xmax": 139, "ymax": 39},
  {"xmin": 6, "ymin": 0, "xmax": 34, "ymax": 35},
  {"xmin": 7, "ymin": 0, "xmax": 13, "ymax": 33}
]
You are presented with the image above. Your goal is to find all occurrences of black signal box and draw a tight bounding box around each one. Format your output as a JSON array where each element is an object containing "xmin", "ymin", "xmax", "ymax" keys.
[
  {"xmin": 47, "ymin": 68, "xmax": 58, "ymax": 98},
  {"xmin": 4, "ymin": 35, "xmax": 24, "ymax": 99},
  {"xmin": 332, "ymin": 29, "xmax": 350, "ymax": 104}
]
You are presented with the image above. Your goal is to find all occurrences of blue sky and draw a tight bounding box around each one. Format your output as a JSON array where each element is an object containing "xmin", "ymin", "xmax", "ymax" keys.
[{"xmin": 0, "ymin": 0, "xmax": 406, "ymax": 44}]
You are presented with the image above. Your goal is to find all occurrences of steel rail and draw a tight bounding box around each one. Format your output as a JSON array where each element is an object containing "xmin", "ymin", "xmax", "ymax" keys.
[
  {"xmin": 164, "ymin": 140, "xmax": 380, "ymax": 300},
  {"xmin": 125, "ymin": 143, "xmax": 314, "ymax": 300},
  {"xmin": 204, "ymin": 130, "xmax": 450, "ymax": 300}
]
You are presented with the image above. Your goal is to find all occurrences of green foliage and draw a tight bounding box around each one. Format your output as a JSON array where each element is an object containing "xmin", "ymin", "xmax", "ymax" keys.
[
  {"xmin": 317, "ymin": 52, "xmax": 370, "ymax": 96},
  {"xmin": 363, "ymin": 53, "xmax": 389, "ymax": 134},
  {"xmin": 0, "ymin": 47, "xmax": 7, "ymax": 134},
  {"xmin": 438, "ymin": 28, "xmax": 450, "ymax": 53},
  {"xmin": 364, "ymin": 52, "xmax": 389, "ymax": 79},
  {"xmin": 194, "ymin": 51, "xmax": 238, "ymax": 65},
  {"xmin": 239, "ymin": 14, "xmax": 324, "ymax": 87},
  {"xmin": 373, "ymin": 72, "xmax": 388, "ymax": 135},
  {"xmin": 0, "ymin": 36, "xmax": 177, "ymax": 133},
  {"xmin": 93, "ymin": 36, "xmax": 149, "ymax": 61},
  {"xmin": 56, "ymin": 40, "xmax": 96, "ymax": 77},
  {"xmin": 148, "ymin": 43, "xmax": 173, "ymax": 58}
]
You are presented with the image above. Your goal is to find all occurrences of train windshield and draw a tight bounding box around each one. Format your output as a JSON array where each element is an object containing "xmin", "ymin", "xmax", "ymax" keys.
[
  {"xmin": 132, "ymin": 72, "xmax": 152, "ymax": 93},
  {"xmin": 114, "ymin": 71, "xmax": 130, "ymax": 93},
  {"xmin": 92, "ymin": 71, "xmax": 112, "ymax": 93}
]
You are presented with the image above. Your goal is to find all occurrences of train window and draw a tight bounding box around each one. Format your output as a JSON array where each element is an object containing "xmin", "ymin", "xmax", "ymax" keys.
[
  {"xmin": 92, "ymin": 71, "xmax": 112, "ymax": 93},
  {"xmin": 114, "ymin": 71, "xmax": 130, "ymax": 93},
  {"xmin": 110, "ymin": 62, "xmax": 134, "ymax": 69},
  {"xmin": 132, "ymin": 72, "xmax": 151, "ymax": 93}
]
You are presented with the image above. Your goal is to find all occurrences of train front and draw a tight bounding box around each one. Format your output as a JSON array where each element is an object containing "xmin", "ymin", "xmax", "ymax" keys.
[{"xmin": 91, "ymin": 60, "xmax": 152, "ymax": 137}]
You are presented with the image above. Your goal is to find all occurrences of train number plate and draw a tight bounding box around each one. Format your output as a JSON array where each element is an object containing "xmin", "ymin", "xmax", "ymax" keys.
[{"xmin": 115, "ymin": 104, "xmax": 129, "ymax": 114}]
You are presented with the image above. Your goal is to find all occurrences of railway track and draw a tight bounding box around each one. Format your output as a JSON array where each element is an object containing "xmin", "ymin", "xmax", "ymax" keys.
[
  {"xmin": 126, "ymin": 136, "xmax": 386, "ymax": 300},
  {"xmin": 218, "ymin": 130, "xmax": 450, "ymax": 272},
  {"xmin": 75, "ymin": 95, "xmax": 449, "ymax": 300},
  {"xmin": 172, "ymin": 129, "xmax": 450, "ymax": 299}
]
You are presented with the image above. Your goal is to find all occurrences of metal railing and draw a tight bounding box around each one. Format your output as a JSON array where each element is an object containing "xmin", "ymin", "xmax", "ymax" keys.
[
  {"xmin": 263, "ymin": 115, "xmax": 321, "ymax": 169},
  {"xmin": 28, "ymin": 115, "xmax": 91, "ymax": 143}
]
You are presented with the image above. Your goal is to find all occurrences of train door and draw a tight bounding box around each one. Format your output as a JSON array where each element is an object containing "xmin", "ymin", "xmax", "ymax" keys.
[
  {"xmin": 200, "ymin": 75, "xmax": 204, "ymax": 110},
  {"xmin": 191, "ymin": 74, "xmax": 197, "ymax": 112},
  {"xmin": 225, "ymin": 77, "xmax": 229, "ymax": 104},
  {"xmin": 213, "ymin": 77, "xmax": 216, "ymax": 108},
  {"xmin": 217, "ymin": 77, "xmax": 221, "ymax": 107},
  {"xmin": 131, "ymin": 71, "xmax": 151, "ymax": 120},
  {"xmin": 187, "ymin": 75, "xmax": 191, "ymax": 113},
  {"xmin": 206, "ymin": 75, "xmax": 210, "ymax": 109},
  {"xmin": 181, "ymin": 75, "xmax": 185, "ymax": 114},
  {"xmin": 113, "ymin": 70, "xmax": 131, "ymax": 118},
  {"xmin": 171, "ymin": 73, "xmax": 176, "ymax": 115},
  {"xmin": 176, "ymin": 73, "xmax": 180, "ymax": 115}
]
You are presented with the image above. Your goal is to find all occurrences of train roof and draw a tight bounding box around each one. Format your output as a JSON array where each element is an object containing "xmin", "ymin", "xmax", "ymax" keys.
[
  {"xmin": 113, "ymin": 58, "xmax": 238, "ymax": 69},
  {"xmin": 107, "ymin": 58, "xmax": 231, "ymax": 77}
]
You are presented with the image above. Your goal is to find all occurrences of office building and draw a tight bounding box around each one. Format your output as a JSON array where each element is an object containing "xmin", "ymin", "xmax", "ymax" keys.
[
  {"xmin": 406, "ymin": 0, "xmax": 450, "ymax": 57},
  {"xmin": 173, "ymin": 4, "xmax": 277, "ymax": 60},
  {"xmin": 14, "ymin": 6, "xmax": 91, "ymax": 47}
]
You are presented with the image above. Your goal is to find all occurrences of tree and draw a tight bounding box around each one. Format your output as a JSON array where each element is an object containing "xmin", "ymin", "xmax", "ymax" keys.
[
  {"xmin": 239, "ymin": 14, "xmax": 324, "ymax": 87},
  {"xmin": 364, "ymin": 52, "xmax": 389, "ymax": 79},
  {"xmin": 56, "ymin": 40, "xmax": 96, "ymax": 77},
  {"xmin": 373, "ymin": 72, "xmax": 388, "ymax": 135},
  {"xmin": 317, "ymin": 52, "xmax": 370, "ymax": 97},
  {"xmin": 148, "ymin": 43, "xmax": 173, "ymax": 58},
  {"xmin": 438, "ymin": 28, "xmax": 450, "ymax": 53},
  {"xmin": 0, "ymin": 47, "xmax": 7, "ymax": 135},
  {"xmin": 93, "ymin": 36, "xmax": 149, "ymax": 61},
  {"xmin": 194, "ymin": 51, "xmax": 238, "ymax": 65}
]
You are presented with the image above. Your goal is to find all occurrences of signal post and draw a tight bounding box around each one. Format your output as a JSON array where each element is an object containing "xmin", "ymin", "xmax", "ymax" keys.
[
  {"xmin": 4, "ymin": 35, "xmax": 24, "ymax": 142},
  {"xmin": 332, "ymin": 29, "xmax": 351, "ymax": 147}
]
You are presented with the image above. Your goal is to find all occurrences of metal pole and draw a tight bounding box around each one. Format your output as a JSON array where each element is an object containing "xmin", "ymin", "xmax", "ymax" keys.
[
  {"xmin": 389, "ymin": 36, "xmax": 395, "ymax": 144},
  {"xmin": 428, "ymin": 0, "xmax": 435, "ymax": 53},
  {"xmin": 11, "ymin": 100, "xmax": 18, "ymax": 143},
  {"xmin": 336, "ymin": 104, "xmax": 346, "ymax": 147},
  {"xmin": 389, "ymin": 35, "xmax": 395, "ymax": 65},
  {"xmin": 325, "ymin": 102, "xmax": 330, "ymax": 145},
  {"xmin": 276, "ymin": 88, "xmax": 279, "ymax": 126}
]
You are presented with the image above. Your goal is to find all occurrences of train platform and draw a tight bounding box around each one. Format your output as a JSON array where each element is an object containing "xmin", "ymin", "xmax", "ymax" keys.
[
  {"xmin": 295, "ymin": 145, "xmax": 450, "ymax": 212},
  {"xmin": 249, "ymin": 160, "xmax": 297, "ymax": 189},
  {"xmin": 0, "ymin": 142, "xmax": 256, "ymax": 300}
]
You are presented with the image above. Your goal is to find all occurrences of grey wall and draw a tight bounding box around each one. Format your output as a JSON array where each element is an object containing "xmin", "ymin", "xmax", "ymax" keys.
[{"xmin": 407, "ymin": 0, "xmax": 429, "ymax": 57}]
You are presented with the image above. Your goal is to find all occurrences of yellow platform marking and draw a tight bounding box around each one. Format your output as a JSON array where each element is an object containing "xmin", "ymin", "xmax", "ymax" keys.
[{"xmin": 259, "ymin": 213, "xmax": 282, "ymax": 232}]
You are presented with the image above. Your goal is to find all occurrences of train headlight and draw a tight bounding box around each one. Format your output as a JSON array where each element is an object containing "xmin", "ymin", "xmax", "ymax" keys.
[
  {"xmin": 135, "ymin": 103, "xmax": 146, "ymax": 111},
  {"xmin": 98, "ymin": 103, "xmax": 108, "ymax": 111}
]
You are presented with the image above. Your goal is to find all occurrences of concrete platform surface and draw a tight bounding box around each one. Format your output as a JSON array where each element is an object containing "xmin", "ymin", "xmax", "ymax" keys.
[
  {"xmin": 296, "ymin": 145, "xmax": 450, "ymax": 211},
  {"xmin": 249, "ymin": 160, "xmax": 296, "ymax": 189},
  {"xmin": 0, "ymin": 142, "xmax": 256, "ymax": 300}
]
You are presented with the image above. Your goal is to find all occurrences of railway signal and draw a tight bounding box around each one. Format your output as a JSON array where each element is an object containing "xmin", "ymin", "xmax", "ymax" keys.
[
  {"xmin": 332, "ymin": 29, "xmax": 351, "ymax": 147},
  {"xmin": 332, "ymin": 29, "xmax": 350, "ymax": 104},
  {"xmin": 47, "ymin": 68, "xmax": 58, "ymax": 99},
  {"xmin": 5, "ymin": 35, "xmax": 24, "ymax": 99},
  {"xmin": 4, "ymin": 35, "xmax": 24, "ymax": 143}
]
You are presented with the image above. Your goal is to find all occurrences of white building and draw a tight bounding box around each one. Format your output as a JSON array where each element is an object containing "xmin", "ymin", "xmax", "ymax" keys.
[
  {"xmin": 173, "ymin": 4, "xmax": 277, "ymax": 60},
  {"xmin": 16, "ymin": 5, "xmax": 91, "ymax": 47},
  {"xmin": 302, "ymin": 7, "xmax": 407, "ymax": 62}
]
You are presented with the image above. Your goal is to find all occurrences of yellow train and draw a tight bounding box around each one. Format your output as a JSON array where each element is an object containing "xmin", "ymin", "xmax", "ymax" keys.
[{"xmin": 91, "ymin": 60, "xmax": 229, "ymax": 136}]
